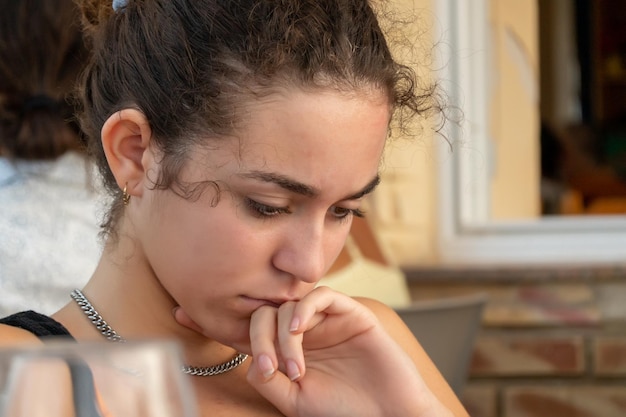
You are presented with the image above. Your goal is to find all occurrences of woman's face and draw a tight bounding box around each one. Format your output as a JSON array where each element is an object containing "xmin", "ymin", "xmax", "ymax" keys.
[{"xmin": 135, "ymin": 88, "xmax": 391, "ymax": 350}]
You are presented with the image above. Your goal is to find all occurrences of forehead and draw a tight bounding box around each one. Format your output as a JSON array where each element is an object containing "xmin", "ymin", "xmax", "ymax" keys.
[
  {"xmin": 183, "ymin": 88, "xmax": 391, "ymax": 191},
  {"xmin": 240, "ymin": 88, "xmax": 388, "ymax": 155}
]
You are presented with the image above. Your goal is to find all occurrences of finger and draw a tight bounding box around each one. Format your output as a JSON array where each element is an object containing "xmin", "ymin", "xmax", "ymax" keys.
[
  {"xmin": 289, "ymin": 286, "xmax": 349, "ymax": 333},
  {"xmin": 290, "ymin": 286, "xmax": 374, "ymax": 334},
  {"xmin": 172, "ymin": 306, "xmax": 205, "ymax": 334},
  {"xmin": 247, "ymin": 357, "xmax": 297, "ymax": 417},
  {"xmin": 249, "ymin": 305, "xmax": 279, "ymax": 380},
  {"xmin": 276, "ymin": 302, "xmax": 305, "ymax": 381}
]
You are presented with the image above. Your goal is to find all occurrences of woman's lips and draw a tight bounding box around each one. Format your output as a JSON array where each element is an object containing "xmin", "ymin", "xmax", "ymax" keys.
[
  {"xmin": 240, "ymin": 296, "xmax": 282, "ymax": 309},
  {"xmin": 240, "ymin": 296, "xmax": 299, "ymax": 310}
]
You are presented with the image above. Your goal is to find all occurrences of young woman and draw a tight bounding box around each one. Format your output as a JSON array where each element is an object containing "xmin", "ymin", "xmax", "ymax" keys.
[{"xmin": 0, "ymin": 0, "xmax": 468, "ymax": 416}]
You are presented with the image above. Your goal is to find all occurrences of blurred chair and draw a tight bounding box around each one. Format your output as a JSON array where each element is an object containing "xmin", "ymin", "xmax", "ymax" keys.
[{"xmin": 394, "ymin": 293, "xmax": 487, "ymax": 396}]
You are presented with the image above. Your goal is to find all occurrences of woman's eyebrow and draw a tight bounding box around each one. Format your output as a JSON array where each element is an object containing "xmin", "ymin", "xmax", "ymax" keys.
[
  {"xmin": 238, "ymin": 171, "xmax": 380, "ymax": 200},
  {"xmin": 345, "ymin": 175, "xmax": 381, "ymax": 200},
  {"xmin": 239, "ymin": 171, "xmax": 318, "ymax": 197}
]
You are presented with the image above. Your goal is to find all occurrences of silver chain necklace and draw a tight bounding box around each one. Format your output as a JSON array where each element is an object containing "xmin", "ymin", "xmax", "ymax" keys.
[{"xmin": 70, "ymin": 289, "xmax": 248, "ymax": 377}]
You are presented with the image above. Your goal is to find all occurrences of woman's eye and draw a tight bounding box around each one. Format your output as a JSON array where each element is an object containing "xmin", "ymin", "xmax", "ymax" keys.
[
  {"xmin": 329, "ymin": 206, "xmax": 365, "ymax": 220},
  {"xmin": 246, "ymin": 198, "xmax": 290, "ymax": 217}
]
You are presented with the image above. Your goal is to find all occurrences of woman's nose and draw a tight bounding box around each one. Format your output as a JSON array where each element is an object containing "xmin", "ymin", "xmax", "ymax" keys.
[{"xmin": 272, "ymin": 224, "xmax": 327, "ymax": 284}]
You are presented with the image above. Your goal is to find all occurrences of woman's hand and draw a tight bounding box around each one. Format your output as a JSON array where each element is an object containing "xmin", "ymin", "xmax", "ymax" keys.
[{"xmin": 174, "ymin": 286, "xmax": 454, "ymax": 417}]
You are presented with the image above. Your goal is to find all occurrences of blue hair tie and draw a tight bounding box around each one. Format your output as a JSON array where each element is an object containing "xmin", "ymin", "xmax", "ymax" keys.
[{"xmin": 112, "ymin": 0, "xmax": 127, "ymax": 12}]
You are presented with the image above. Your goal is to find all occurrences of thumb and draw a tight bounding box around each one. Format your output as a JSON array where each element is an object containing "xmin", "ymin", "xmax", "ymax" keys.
[{"xmin": 246, "ymin": 356, "xmax": 296, "ymax": 417}]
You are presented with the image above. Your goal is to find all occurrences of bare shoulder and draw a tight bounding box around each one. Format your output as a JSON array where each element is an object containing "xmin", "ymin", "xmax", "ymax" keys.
[
  {"xmin": 353, "ymin": 297, "xmax": 418, "ymax": 349},
  {"xmin": 353, "ymin": 296, "xmax": 394, "ymax": 314},
  {"xmin": 353, "ymin": 297, "xmax": 470, "ymax": 417},
  {"xmin": 0, "ymin": 324, "xmax": 41, "ymax": 347}
]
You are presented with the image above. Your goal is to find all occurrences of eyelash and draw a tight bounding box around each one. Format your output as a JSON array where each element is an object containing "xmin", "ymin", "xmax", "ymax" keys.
[
  {"xmin": 246, "ymin": 198, "xmax": 291, "ymax": 217},
  {"xmin": 330, "ymin": 206, "xmax": 365, "ymax": 222},
  {"xmin": 245, "ymin": 198, "xmax": 365, "ymax": 222}
]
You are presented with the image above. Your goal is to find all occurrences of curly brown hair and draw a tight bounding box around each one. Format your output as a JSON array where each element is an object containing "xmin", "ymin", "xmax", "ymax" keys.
[{"xmin": 75, "ymin": 0, "xmax": 443, "ymax": 235}]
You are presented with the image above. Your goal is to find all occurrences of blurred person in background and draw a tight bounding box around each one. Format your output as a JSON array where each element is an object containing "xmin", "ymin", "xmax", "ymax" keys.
[{"xmin": 0, "ymin": 0, "xmax": 102, "ymax": 316}]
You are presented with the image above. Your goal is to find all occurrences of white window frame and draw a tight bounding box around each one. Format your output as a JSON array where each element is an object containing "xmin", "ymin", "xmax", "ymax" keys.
[{"xmin": 435, "ymin": 0, "xmax": 626, "ymax": 266}]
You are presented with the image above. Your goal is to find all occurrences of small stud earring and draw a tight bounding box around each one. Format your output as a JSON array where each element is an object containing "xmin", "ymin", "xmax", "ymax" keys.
[{"xmin": 122, "ymin": 184, "xmax": 131, "ymax": 206}]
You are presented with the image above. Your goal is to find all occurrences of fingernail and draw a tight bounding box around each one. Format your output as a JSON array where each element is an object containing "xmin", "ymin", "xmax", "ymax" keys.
[
  {"xmin": 258, "ymin": 354, "xmax": 275, "ymax": 379},
  {"xmin": 289, "ymin": 317, "xmax": 300, "ymax": 332},
  {"xmin": 286, "ymin": 359, "xmax": 301, "ymax": 381},
  {"xmin": 171, "ymin": 306, "xmax": 179, "ymax": 316}
]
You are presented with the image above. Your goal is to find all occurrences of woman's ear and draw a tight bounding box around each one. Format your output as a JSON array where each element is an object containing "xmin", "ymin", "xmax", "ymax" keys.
[{"xmin": 101, "ymin": 109, "xmax": 153, "ymax": 198}]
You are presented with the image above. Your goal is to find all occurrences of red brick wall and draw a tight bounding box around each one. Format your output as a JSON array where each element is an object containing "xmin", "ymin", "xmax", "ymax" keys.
[{"xmin": 405, "ymin": 265, "xmax": 626, "ymax": 417}]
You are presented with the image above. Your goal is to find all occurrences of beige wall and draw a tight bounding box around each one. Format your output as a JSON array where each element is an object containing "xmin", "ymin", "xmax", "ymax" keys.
[
  {"xmin": 368, "ymin": 0, "xmax": 439, "ymax": 267},
  {"xmin": 489, "ymin": 0, "xmax": 540, "ymax": 219},
  {"xmin": 370, "ymin": 0, "xmax": 539, "ymax": 266}
]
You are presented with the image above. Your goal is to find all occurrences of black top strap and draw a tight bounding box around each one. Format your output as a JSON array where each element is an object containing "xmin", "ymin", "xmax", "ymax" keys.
[
  {"xmin": 0, "ymin": 311, "xmax": 103, "ymax": 416},
  {"xmin": 0, "ymin": 310, "xmax": 74, "ymax": 339}
]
